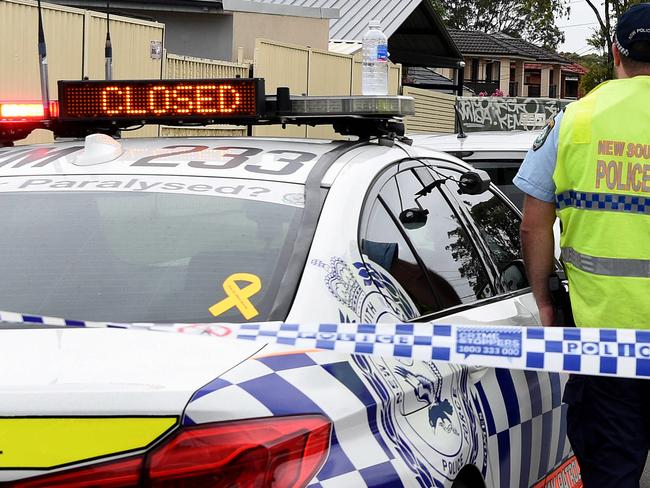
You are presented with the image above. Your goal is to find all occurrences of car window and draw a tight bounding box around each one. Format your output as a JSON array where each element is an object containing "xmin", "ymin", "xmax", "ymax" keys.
[
  {"xmin": 362, "ymin": 199, "xmax": 439, "ymax": 318},
  {"xmin": 0, "ymin": 179, "xmax": 302, "ymax": 323},
  {"xmin": 362, "ymin": 167, "xmax": 494, "ymax": 316},
  {"xmin": 445, "ymin": 173, "xmax": 527, "ymax": 292}
]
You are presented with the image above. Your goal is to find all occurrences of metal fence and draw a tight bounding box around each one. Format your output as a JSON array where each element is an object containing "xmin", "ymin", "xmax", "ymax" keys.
[
  {"xmin": 403, "ymin": 86, "xmax": 456, "ymax": 134},
  {"xmin": 1, "ymin": 0, "xmax": 165, "ymax": 144}
]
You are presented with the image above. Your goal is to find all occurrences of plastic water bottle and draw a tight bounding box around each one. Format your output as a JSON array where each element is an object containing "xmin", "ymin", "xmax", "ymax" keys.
[{"xmin": 362, "ymin": 20, "xmax": 388, "ymax": 95}]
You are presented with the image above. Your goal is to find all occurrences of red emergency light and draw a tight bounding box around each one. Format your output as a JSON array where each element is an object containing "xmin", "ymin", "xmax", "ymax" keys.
[{"xmin": 0, "ymin": 101, "xmax": 59, "ymax": 120}]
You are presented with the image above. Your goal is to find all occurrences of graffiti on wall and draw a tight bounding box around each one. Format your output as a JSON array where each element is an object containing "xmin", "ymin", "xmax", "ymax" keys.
[{"xmin": 456, "ymin": 97, "xmax": 571, "ymax": 132}]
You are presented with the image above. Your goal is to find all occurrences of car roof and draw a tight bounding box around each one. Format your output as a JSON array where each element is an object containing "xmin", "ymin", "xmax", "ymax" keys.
[
  {"xmin": 410, "ymin": 130, "xmax": 540, "ymax": 153},
  {"xmin": 0, "ymin": 137, "xmax": 345, "ymax": 185}
]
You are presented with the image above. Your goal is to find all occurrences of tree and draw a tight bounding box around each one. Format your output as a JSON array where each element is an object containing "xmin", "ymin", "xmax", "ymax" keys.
[
  {"xmin": 431, "ymin": 0, "xmax": 571, "ymax": 50},
  {"xmin": 583, "ymin": 0, "xmax": 644, "ymax": 78}
]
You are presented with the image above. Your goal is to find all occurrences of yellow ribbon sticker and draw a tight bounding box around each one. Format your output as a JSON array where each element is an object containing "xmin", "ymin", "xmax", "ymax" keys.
[{"xmin": 209, "ymin": 272, "xmax": 262, "ymax": 320}]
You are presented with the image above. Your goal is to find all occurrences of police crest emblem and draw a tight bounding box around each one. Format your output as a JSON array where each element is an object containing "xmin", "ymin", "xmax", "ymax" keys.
[{"xmin": 533, "ymin": 115, "xmax": 556, "ymax": 151}]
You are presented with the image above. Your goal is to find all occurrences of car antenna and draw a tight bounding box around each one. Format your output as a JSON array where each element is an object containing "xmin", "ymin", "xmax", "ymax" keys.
[
  {"xmin": 36, "ymin": 0, "xmax": 51, "ymax": 120},
  {"xmin": 454, "ymin": 105, "xmax": 467, "ymax": 140},
  {"xmin": 105, "ymin": 0, "xmax": 113, "ymax": 80}
]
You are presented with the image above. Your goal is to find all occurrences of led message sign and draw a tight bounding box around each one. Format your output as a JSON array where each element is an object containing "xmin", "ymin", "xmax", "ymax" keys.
[{"xmin": 58, "ymin": 79, "xmax": 263, "ymax": 121}]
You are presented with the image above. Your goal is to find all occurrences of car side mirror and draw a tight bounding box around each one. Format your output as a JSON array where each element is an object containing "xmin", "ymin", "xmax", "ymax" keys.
[
  {"xmin": 458, "ymin": 169, "xmax": 491, "ymax": 195},
  {"xmin": 399, "ymin": 208, "xmax": 428, "ymax": 230},
  {"xmin": 500, "ymin": 259, "xmax": 529, "ymax": 291}
]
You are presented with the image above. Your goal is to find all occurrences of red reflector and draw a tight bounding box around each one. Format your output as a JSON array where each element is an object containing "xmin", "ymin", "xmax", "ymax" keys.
[
  {"xmin": 147, "ymin": 415, "xmax": 331, "ymax": 487},
  {"xmin": 9, "ymin": 456, "xmax": 142, "ymax": 488}
]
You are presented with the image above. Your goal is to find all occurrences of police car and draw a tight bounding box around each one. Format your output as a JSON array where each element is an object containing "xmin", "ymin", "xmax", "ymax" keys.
[{"xmin": 0, "ymin": 78, "xmax": 579, "ymax": 487}]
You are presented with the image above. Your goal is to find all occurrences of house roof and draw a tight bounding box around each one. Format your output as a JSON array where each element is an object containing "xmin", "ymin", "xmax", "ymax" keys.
[
  {"xmin": 449, "ymin": 29, "xmax": 570, "ymax": 64},
  {"xmin": 492, "ymin": 33, "xmax": 570, "ymax": 64},
  {"xmin": 447, "ymin": 29, "xmax": 524, "ymax": 57},
  {"xmin": 259, "ymin": 0, "xmax": 463, "ymax": 68},
  {"xmin": 403, "ymin": 66, "xmax": 455, "ymax": 86},
  {"xmin": 563, "ymin": 62, "xmax": 589, "ymax": 75}
]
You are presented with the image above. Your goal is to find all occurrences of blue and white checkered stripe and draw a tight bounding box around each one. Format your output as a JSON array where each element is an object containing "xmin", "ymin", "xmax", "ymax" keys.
[
  {"xmin": 231, "ymin": 323, "xmax": 650, "ymax": 380},
  {"xmin": 556, "ymin": 190, "xmax": 650, "ymax": 214},
  {"xmin": 5, "ymin": 310, "xmax": 650, "ymax": 380}
]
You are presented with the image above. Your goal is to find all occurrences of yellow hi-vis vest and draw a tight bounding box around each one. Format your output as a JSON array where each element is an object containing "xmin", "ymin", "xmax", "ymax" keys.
[{"xmin": 554, "ymin": 76, "xmax": 650, "ymax": 329}]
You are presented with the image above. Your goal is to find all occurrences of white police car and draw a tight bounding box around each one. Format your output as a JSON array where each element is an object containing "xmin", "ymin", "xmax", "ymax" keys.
[{"xmin": 0, "ymin": 79, "xmax": 578, "ymax": 487}]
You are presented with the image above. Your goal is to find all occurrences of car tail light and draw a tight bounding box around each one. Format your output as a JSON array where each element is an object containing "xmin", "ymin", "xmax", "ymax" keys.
[
  {"xmin": 10, "ymin": 457, "xmax": 142, "ymax": 488},
  {"xmin": 9, "ymin": 415, "xmax": 331, "ymax": 488},
  {"xmin": 147, "ymin": 415, "xmax": 331, "ymax": 487}
]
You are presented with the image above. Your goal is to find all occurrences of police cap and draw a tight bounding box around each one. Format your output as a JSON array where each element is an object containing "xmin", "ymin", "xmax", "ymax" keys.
[{"xmin": 615, "ymin": 3, "xmax": 650, "ymax": 62}]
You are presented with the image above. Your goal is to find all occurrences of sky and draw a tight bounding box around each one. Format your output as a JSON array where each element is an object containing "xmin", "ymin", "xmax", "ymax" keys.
[{"xmin": 557, "ymin": 0, "xmax": 606, "ymax": 54}]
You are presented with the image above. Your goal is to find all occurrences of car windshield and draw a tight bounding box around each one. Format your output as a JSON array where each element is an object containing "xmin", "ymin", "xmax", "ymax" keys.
[{"xmin": 0, "ymin": 175, "xmax": 304, "ymax": 323}]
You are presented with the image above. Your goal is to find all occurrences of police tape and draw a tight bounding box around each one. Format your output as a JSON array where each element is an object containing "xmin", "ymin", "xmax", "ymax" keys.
[{"xmin": 4, "ymin": 310, "xmax": 650, "ymax": 380}]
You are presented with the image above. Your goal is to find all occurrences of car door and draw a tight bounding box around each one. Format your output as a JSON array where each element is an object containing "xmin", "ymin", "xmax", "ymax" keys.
[
  {"xmin": 358, "ymin": 159, "xmax": 570, "ymax": 487},
  {"xmin": 438, "ymin": 166, "xmax": 571, "ymax": 488}
]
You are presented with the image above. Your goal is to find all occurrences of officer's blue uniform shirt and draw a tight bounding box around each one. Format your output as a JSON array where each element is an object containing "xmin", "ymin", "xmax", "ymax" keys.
[{"xmin": 513, "ymin": 111, "xmax": 565, "ymax": 203}]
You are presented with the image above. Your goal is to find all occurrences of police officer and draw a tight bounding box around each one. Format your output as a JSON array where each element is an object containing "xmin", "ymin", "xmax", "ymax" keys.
[{"xmin": 514, "ymin": 4, "xmax": 650, "ymax": 486}]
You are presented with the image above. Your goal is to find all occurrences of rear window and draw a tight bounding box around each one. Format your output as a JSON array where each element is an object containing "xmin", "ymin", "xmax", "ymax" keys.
[{"xmin": 0, "ymin": 176, "xmax": 303, "ymax": 323}]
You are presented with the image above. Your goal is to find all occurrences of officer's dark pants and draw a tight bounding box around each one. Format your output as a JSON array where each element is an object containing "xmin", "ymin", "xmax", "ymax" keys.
[{"xmin": 563, "ymin": 375, "xmax": 650, "ymax": 487}]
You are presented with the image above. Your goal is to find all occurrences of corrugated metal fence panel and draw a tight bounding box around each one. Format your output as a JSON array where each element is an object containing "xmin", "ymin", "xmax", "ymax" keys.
[
  {"xmin": 254, "ymin": 39, "xmax": 310, "ymax": 95},
  {"xmin": 85, "ymin": 11, "xmax": 163, "ymax": 80},
  {"xmin": 253, "ymin": 39, "xmax": 310, "ymax": 138},
  {"xmin": 403, "ymin": 86, "xmax": 456, "ymax": 134},
  {"xmin": 1, "ymin": 0, "xmax": 164, "ymax": 143},
  {"xmin": 306, "ymin": 49, "xmax": 353, "ymax": 139},
  {"xmin": 308, "ymin": 50, "xmax": 353, "ymax": 96},
  {"xmin": 166, "ymin": 54, "xmax": 249, "ymax": 80},
  {"xmin": 1, "ymin": 0, "xmax": 84, "ymax": 101},
  {"xmin": 2, "ymin": 0, "xmax": 84, "ymax": 144}
]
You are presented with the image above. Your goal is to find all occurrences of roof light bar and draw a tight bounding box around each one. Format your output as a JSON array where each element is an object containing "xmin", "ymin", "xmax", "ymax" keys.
[
  {"xmin": 290, "ymin": 96, "xmax": 415, "ymax": 117},
  {"xmin": 1, "ymin": 78, "xmax": 415, "ymax": 145}
]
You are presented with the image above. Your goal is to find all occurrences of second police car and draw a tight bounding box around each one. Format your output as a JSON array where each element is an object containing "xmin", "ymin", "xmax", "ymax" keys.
[{"xmin": 0, "ymin": 77, "xmax": 580, "ymax": 487}]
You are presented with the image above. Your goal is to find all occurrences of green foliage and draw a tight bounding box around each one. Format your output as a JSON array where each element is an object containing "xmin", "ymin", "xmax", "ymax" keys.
[
  {"xmin": 430, "ymin": 0, "xmax": 570, "ymax": 50},
  {"xmin": 579, "ymin": 55, "xmax": 610, "ymax": 94},
  {"xmin": 583, "ymin": 0, "xmax": 645, "ymax": 78}
]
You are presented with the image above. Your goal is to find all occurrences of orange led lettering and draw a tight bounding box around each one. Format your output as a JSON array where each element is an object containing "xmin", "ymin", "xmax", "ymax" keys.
[
  {"xmin": 101, "ymin": 86, "xmax": 124, "ymax": 115},
  {"xmin": 173, "ymin": 85, "xmax": 193, "ymax": 114},
  {"xmin": 196, "ymin": 85, "xmax": 217, "ymax": 113},
  {"xmin": 149, "ymin": 86, "xmax": 171, "ymax": 114},
  {"xmin": 124, "ymin": 86, "xmax": 146, "ymax": 115},
  {"xmin": 217, "ymin": 85, "xmax": 241, "ymax": 113}
]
